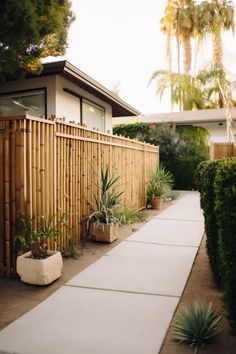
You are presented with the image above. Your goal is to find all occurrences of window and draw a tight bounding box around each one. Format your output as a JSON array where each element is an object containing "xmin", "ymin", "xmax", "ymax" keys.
[
  {"xmin": 0, "ymin": 89, "xmax": 46, "ymax": 118},
  {"xmin": 82, "ymin": 100, "xmax": 105, "ymax": 131}
]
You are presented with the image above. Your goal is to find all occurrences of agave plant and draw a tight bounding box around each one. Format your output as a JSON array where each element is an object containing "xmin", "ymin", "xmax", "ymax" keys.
[
  {"xmin": 90, "ymin": 166, "xmax": 123, "ymax": 224},
  {"xmin": 147, "ymin": 164, "xmax": 174, "ymax": 198},
  {"xmin": 173, "ymin": 300, "xmax": 222, "ymax": 353},
  {"xmin": 89, "ymin": 205, "xmax": 119, "ymax": 224},
  {"xmin": 94, "ymin": 166, "xmax": 123, "ymax": 209}
]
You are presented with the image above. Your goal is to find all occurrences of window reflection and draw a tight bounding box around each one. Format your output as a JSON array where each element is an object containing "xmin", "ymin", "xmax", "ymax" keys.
[
  {"xmin": 0, "ymin": 90, "xmax": 46, "ymax": 118},
  {"xmin": 82, "ymin": 100, "xmax": 105, "ymax": 131}
]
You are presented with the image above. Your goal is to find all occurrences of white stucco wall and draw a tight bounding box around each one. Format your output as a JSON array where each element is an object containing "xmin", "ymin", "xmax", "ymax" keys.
[
  {"xmin": 113, "ymin": 111, "xmax": 234, "ymax": 143},
  {"xmin": 190, "ymin": 122, "xmax": 229, "ymax": 142},
  {"xmin": 0, "ymin": 76, "xmax": 56, "ymax": 118},
  {"xmin": 0, "ymin": 75, "xmax": 113, "ymax": 132},
  {"xmin": 55, "ymin": 76, "xmax": 113, "ymax": 131}
]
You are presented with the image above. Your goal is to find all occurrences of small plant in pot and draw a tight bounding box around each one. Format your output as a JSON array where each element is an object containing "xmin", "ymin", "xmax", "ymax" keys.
[
  {"xmin": 16, "ymin": 214, "xmax": 67, "ymax": 285},
  {"xmin": 147, "ymin": 165, "xmax": 174, "ymax": 210},
  {"xmin": 89, "ymin": 166, "xmax": 123, "ymax": 243}
]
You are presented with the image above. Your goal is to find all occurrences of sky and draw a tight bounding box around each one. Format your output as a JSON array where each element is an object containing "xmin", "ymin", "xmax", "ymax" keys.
[{"xmin": 47, "ymin": 0, "xmax": 236, "ymax": 114}]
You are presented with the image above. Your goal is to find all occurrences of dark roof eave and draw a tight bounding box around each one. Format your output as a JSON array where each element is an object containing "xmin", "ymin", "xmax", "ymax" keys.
[{"xmin": 42, "ymin": 61, "xmax": 140, "ymax": 117}]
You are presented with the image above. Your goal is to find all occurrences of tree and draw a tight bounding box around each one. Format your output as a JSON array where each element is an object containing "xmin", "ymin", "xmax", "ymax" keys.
[
  {"xmin": 113, "ymin": 123, "xmax": 209, "ymax": 190},
  {"xmin": 0, "ymin": 0, "xmax": 75, "ymax": 80},
  {"xmin": 195, "ymin": 65, "xmax": 234, "ymax": 108},
  {"xmin": 151, "ymin": 69, "xmax": 205, "ymax": 110},
  {"xmin": 153, "ymin": 0, "xmax": 235, "ymax": 111},
  {"xmin": 160, "ymin": 0, "xmax": 205, "ymax": 110},
  {"xmin": 202, "ymin": 0, "xmax": 235, "ymax": 68},
  {"xmin": 151, "ymin": 66, "xmax": 235, "ymax": 111},
  {"xmin": 160, "ymin": 0, "xmax": 199, "ymax": 74}
]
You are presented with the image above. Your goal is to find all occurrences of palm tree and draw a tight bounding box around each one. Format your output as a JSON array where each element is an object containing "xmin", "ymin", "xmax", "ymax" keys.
[
  {"xmin": 154, "ymin": 0, "xmax": 235, "ymax": 111},
  {"xmin": 160, "ymin": 0, "xmax": 179, "ymax": 72},
  {"xmin": 151, "ymin": 66, "xmax": 236, "ymax": 111},
  {"xmin": 195, "ymin": 66, "xmax": 233, "ymax": 108},
  {"xmin": 160, "ymin": 0, "xmax": 198, "ymax": 74},
  {"xmin": 151, "ymin": 69, "xmax": 205, "ymax": 110},
  {"xmin": 200, "ymin": 0, "xmax": 235, "ymax": 68}
]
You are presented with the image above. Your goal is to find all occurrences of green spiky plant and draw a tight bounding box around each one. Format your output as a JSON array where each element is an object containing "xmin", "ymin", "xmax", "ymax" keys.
[
  {"xmin": 173, "ymin": 300, "xmax": 222, "ymax": 353},
  {"xmin": 113, "ymin": 206, "xmax": 146, "ymax": 225},
  {"xmin": 90, "ymin": 166, "xmax": 123, "ymax": 224},
  {"xmin": 147, "ymin": 164, "xmax": 174, "ymax": 199},
  {"xmin": 16, "ymin": 214, "xmax": 68, "ymax": 259}
]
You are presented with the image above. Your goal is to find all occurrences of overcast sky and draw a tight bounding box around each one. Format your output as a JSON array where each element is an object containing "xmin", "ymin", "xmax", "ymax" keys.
[{"xmin": 48, "ymin": 0, "xmax": 236, "ymax": 114}]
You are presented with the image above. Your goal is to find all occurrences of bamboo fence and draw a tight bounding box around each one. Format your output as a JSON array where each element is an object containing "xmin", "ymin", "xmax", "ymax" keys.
[
  {"xmin": 210, "ymin": 142, "xmax": 236, "ymax": 160},
  {"xmin": 0, "ymin": 115, "xmax": 159, "ymax": 276}
]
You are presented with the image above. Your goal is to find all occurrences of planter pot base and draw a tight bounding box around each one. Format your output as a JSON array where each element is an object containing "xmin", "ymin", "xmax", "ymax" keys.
[
  {"xmin": 89, "ymin": 222, "xmax": 119, "ymax": 243},
  {"xmin": 17, "ymin": 251, "xmax": 63, "ymax": 285},
  {"xmin": 151, "ymin": 197, "xmax": 163, "ymax": 210}
]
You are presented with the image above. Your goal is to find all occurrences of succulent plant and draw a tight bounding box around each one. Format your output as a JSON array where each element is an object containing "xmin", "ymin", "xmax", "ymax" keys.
[{"xmin": 173, "ymin": 300, "xmax": 222, "ymax": 353}]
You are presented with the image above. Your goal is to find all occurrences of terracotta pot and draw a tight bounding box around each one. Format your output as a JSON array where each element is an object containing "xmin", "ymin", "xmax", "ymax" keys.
[{"xmin": 151, "ymin": 196, "xmax": 163, "ymax": 210}]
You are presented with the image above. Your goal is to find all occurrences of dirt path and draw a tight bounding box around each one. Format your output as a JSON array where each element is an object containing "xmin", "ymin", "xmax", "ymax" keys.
[{"xmin": 160, "ymin": 235, "xmax": 236, "ymax": 354}]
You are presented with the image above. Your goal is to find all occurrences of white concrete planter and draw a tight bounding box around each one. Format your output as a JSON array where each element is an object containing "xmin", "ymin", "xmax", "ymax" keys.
[
  {"xmin": 16, "ymin": 250, "xmax": 63, "ymax": 285},
  {"xmin": 89, "ymin": 222, "xmax": 119, "ymax": 243}
]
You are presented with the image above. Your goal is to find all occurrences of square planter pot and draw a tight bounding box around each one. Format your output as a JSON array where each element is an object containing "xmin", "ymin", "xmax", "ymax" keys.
[
  {"xmin": 89, "ymin": 222, "xmax": 119, "ymax": 243},
  {"xmin": 16, "ymin": 250, "xmax": 63, "ymax": 285}
]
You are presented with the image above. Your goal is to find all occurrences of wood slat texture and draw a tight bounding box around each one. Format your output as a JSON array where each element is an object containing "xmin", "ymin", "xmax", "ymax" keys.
[
  {"xmin": 210, "ymin": 142, "xmax": 236, "ymax": 160},
  {"xmin": 0, "ymin": 115, "xmax": 159, "ymax": 276}
]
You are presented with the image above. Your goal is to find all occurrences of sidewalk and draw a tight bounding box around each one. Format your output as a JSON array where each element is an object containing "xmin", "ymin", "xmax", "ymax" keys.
[{"xmin": 0, "ymin": 192, "xmax": 204, "ymax": 354}]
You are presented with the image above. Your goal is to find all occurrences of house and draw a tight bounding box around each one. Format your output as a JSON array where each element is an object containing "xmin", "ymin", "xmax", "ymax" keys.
[
  {"xmin": 113, "ymin": 108, "xmax": 236, "ymax": 142},
  {"xmin": 0, "ymin": 60, "xmax": 140, "ymax": 132}
]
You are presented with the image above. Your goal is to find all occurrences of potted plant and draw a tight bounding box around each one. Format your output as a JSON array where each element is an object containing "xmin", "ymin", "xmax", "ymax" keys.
[
  {"xmin": 147, "ymin": 165, "xmax": 174, "ymax": 210},
  {"xmin": 89, "ymin": 166, "xmax": 123, "ymax": 243},
  {"xmin": 16, "ymin": 214, "xmax": 67, "ymax": 285}
]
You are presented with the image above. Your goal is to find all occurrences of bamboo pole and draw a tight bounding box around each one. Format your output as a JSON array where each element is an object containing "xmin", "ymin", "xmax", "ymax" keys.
[
  {"xmin": 0, "ymin": 120, "xmax": 5, "ymax": 274},
  {"xmin": 1, "ymin": 116, "xmax": 159, "ymax": 275}
]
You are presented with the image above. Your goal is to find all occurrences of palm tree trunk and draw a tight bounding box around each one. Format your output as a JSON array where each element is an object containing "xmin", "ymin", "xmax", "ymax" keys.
[
  {"xmin": 213, "ymin": 31, "xmax": 223, "ymax": 68},
  {"xmin": 176, "ymin": 32, "xmax": 181, "ymax": 75},
  {"xmin": 176, "ymin": 25, "xmax": 181, "ymax": 110},
  {"xmin": 182, "ymin": 34, "xmax": 192, "ymax": 74},
  {"xmin": 167, "ymin": 31, "xmax": 172, "ymax": 72}
]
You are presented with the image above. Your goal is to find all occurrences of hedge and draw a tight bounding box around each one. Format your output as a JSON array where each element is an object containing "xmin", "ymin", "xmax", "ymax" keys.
[
  {"xmin": 214, "ymin": 159, "xmax": 236, "ymax": 325},
  {"xmin": 113, "ymin": 123, "xmax": 209, "ymax": 190},
  {"xmin": 195, "ymin": 158, "xmax": 236, "ymax": 327},
  {"xmin": 195, "ymin": 160, "xmax": 222, "ymax": 286}
]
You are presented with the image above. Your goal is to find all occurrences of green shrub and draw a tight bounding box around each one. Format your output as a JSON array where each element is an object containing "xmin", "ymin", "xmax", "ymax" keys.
[
  {"xmin": 194, "ymin": 160, "xmax": 222, "ymax": 286},
  {"xmin": 195, "ymin": 157, "xmax": 236, "ymax": 328},
  {"xmin": 113, "ymin": 123, "xmax": 209, "ymax": 190},
  {"xmin": 113, "ymin": 122, "xmax": 150, "ymax": 141},
  {"xmin": 114, "ymin": 206, "xmax": 146, "ymax": 224},
  {"xmin": 174, "ymin": 126, "xmax": 209, "ymax": 190},
  {"xmin": 214, "ymin": 158, "xmax": 236, "ymax": 325},
  {"xmin": 16, "ymin": 213, "xmax": 68, "ymax": 259},
  {"xmin": 173, "ymin": 300, "xmax": 222, "ymax": 353}
]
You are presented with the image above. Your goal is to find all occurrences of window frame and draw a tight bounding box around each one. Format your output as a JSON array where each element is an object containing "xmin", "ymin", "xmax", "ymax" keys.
[
  {"xmin": 82, "ymin": 98, "xmax": 105, "ymax": 131},
  {"xmin": 63, "ymin": 87, "xmax": 106, "ymax": 130},
  {"xmin": 0, "ymin": 87, "xmax": 47, "ymax": 118}
]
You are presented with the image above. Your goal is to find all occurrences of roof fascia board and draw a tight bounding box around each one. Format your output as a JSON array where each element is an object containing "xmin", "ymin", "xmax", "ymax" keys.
[{"xmin": 63, "ymin": 62, "xmax": 140, "ymax": 116}]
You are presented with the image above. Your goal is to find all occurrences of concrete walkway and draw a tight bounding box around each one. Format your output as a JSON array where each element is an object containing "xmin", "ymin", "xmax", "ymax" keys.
[{"xmin": 0, "ymin": 192, "xmax": 204, "ymax": 354}]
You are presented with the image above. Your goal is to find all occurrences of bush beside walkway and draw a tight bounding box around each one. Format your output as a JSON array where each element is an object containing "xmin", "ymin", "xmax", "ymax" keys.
[{"xmin": 195, "ymin": 158, "xmax": 236, "ymax": 328}]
